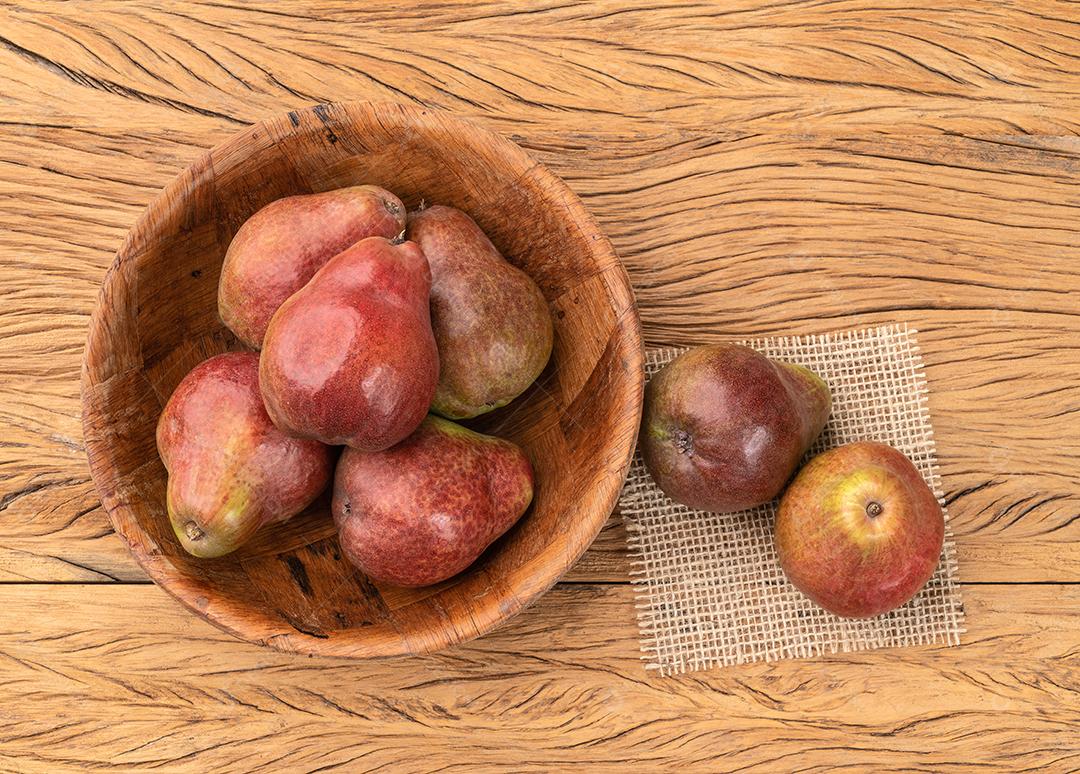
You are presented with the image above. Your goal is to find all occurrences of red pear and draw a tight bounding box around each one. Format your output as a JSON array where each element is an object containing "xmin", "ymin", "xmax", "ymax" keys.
[
  {"xmin": 218, "ymin": 185, "xmax": 405, "ymax": 349},
  {"xmin": 641, "ymin": 344, "xmax": 831, "ymax": 512},
  {"xmin": 156, "ymin": 352, "xmax": 333, "ymax": 558},
  {"xmin": 259, "ymin": 236, "xmax": 438, "ymax": 451},
  {"xmin": 332, "ymin": 415, "xmax": 534, "ymax": 587},
  {"xmin": 406, "ymin": 205, "xmax": 553, "ymax": 419},
  {"xmin": 775, "ymin": 441, "xmax": 945, "ymax": 618}
]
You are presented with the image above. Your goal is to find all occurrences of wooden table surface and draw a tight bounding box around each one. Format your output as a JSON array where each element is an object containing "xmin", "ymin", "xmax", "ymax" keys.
[{"xmin": 1, "ymin": 2, "xmax": 1078, "ymax": 771}]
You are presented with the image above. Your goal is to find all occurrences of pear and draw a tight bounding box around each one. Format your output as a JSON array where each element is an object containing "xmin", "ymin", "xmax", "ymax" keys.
[
  {"xmin": 156, "ymin": 352, "xmax": 333, "ymax": 558},
  {"xmin": 406, "ymin": 205, "xmax": 553, "ymax": 419},
  {"xmin": 641, "ymin": 343, "xmax": 831, "ymax": 512},
  {"xmin": 776, "ymin": 442, "xmax": 945, "ymax": 618},
  {"xmin": 218, "ymin": 185, "xmax": 405, "ymax": 349},
  {"xmin": 259, "ymin": 236, "xmax": 439, "ymax": 451},
  {"xmin": 332, "ymin": 415, "xmax": 534, "ymax": 587}
]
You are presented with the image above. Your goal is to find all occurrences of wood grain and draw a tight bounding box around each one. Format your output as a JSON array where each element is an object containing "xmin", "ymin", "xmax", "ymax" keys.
[
  {"xmin": 0, "ymin": 582, "xmax": 1076, "ymax": 772},
  {"xmin": 1, "ymin": 0, "xmax": 1078, "ymax": 768},
  {"xmin": 2, "ymin": 1, "xmax": 1080, "ymax": 135}
]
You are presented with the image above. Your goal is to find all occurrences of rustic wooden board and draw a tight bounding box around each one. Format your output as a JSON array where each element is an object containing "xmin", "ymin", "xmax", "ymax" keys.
[
  {"xmin": 0, "ymin": 583, "xmax": 1077, "ymax": 772},
  {"xmin": 2, "ymin": 1, "xmax": 1080, "ymax": 135},
  {"xmin": 1, "ymin": 0, "xmax": 1078, "ymax": 769}
]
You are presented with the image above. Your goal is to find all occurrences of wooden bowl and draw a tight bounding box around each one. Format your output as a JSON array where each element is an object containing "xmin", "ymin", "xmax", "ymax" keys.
[{"xmin": 81, "ymin": 102, "xmax": 643, "ymax": 657}]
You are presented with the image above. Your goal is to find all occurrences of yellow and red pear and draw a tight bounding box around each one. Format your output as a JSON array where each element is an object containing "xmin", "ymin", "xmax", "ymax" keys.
[
  {"xmin": 775, "ymin": 441, "xmax": 945, "ymax": 618},
  {"xmin": 156, "ymin": 352, "xmax": 333, "ymax": 558}
]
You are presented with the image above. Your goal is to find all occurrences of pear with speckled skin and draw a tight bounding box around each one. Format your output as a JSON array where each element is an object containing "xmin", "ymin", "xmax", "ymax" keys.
[
  {"xmin": 332, "ymin": 415, "xmax": 534, "ymax": 587},
  {"xmin": 775, "ymin": 441, "xmax": 945, "ymax": 618},
  {"xmin": 641, "ymin": 344, "xmax": 831, "ymax": 512},
  {"xmin": 156, "ymin": 352, "xmax": 333, "ymax": 558},
  {"xmin": 407, "ymin": 205, "xmax": 553, "ymax": 419}
]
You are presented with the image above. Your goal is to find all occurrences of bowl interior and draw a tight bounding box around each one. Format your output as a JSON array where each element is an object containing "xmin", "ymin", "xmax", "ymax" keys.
[{"xmin": 82, "ymin": 102, "xmax": 642, "ymax": 657}]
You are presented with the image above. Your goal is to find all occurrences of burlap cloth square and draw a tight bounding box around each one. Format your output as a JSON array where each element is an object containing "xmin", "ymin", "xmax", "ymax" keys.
[{"xmin": 620, "ymin": 324, "xmax": 964, "ymax": 674}]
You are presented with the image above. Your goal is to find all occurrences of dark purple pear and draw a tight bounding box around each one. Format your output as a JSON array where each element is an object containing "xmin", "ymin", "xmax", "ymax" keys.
[{"xmin": 641, "ymin": 344, "xmax": 831, "ymax": 512}]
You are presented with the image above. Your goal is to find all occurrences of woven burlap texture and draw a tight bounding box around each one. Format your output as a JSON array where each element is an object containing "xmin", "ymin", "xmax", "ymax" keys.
[{"xmin": 620, "ymin": 324, "xmax": 964, "ymax": 675}]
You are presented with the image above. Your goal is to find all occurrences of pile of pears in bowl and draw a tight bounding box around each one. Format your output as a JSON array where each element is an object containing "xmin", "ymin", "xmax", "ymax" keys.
[
  {"xmin": 159, "ymin": 184, "xmax": 553, "ymax": 589},
  {"xmin": 83, "ymin": 103, "xmax": 642, "ymax": 657}
]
